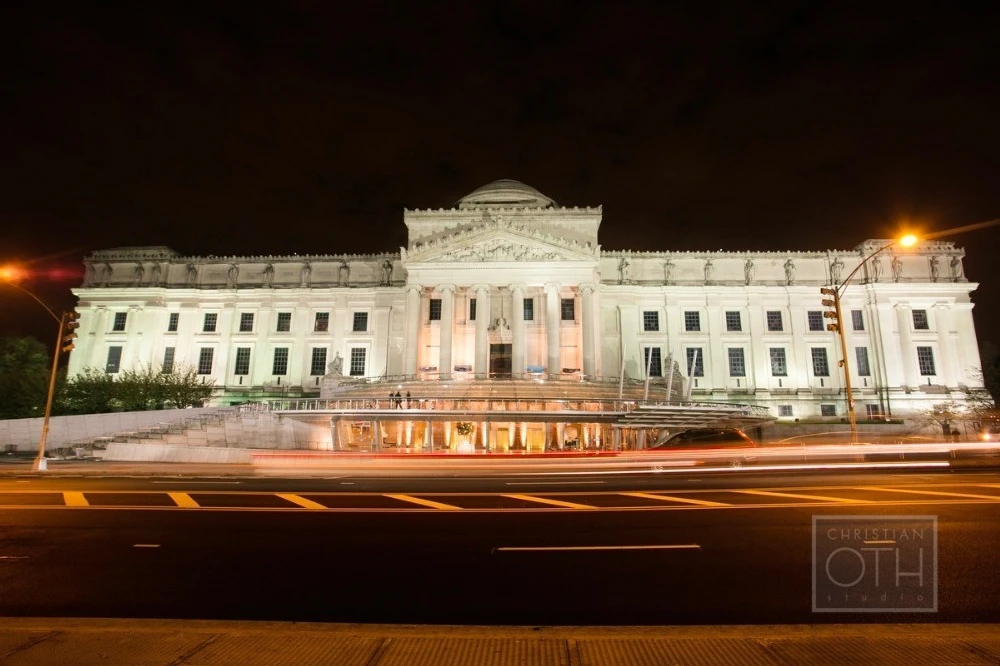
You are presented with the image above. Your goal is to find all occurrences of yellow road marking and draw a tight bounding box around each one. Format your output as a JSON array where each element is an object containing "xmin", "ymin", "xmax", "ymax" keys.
[
  {"xmin": 168, "ymin": 492, "xmax": 199, "ymax": 508},
  {"xmin": 736, "ymin": 489, "xmax": 859, "ymax": 503},
  {"xmin": 63, "ymin": 492, "xmax": 88, "ymax": 507},
  {"xmin": 620, "ymin": 492, "xmax": 728, "ymax": 507},
  {"xmin": 384, "ymin": 494, "xmax": 462, "ymax": 510},
  {"xmin": 503, "ymin": 494, "xmax": 595, "ymax": 509},
  {"xmin": 276, "ymin": 493, "xmax": 326, "ymax": 510},
  {"xmin": 860, "ymin": 486, "xmax": 1000, "ymax": 501}
]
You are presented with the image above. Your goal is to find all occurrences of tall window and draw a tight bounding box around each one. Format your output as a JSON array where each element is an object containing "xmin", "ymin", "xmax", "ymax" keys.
[
  {"xmin": 469, "ymin": 298, "xmax": 476, "ymax": 321},
  {"xmin": 725, "ymin": 311, "xmax": 742, "ymax": 332},
  {"xmin": 203, "ymin": 313, "xmax": 218, "ymax": 332},
  {"xmin": 917, "ymin": 346, "xmax": 936, "ymax": 375},
  {"xmin": 807, "ymin": 311, "xmax": 824, "ymax": 331},
  {"xmin": 106, "ymin": 346, "xmax": 123, "ymax": 373},
  {"xmin": 643, "ymin": 347, "xmax": 663, "ymax": 377},
  {"xmin": 912, "ymin": 309, "xmax": 929, "ymax": 330},
  {"xmin": 851, "ymin": 310, "xmax": 864, "ymax": 331},
  {"xmin": 112, "ymin": 312, "xmax": 127, "ymax": 332},
  {"xmin": 866, "ymin": 404, "xmax": 882, "ymax": 419},
  {"xmin": 353, "ymin": 312, "xmax": 368, "ymax": 332},
  {"xmin": 769, "ymin": 348, "xmax": 788, "ymax": 376},
  {"xmin": 310, "ymin": 348, "xmax": 327, "ymax": 376},
  {"xmin": 685, "ymin": 348, "xmax": 704, "ymax": 377},
  {"xmin": 727, "ymin": 348, "xmax": 746, "ymax": 377},
  {"xmin": 239, "ymin": 312, "xmax": 254, "ymax": 332},
  {"xmin": 561, "ymin": 298, "xmax": 575, "ymax": 321},
  {"xmin": 778, "ymin": 405, "xmax": 793, "ymax": 417},
  {"xmin": 349, "ymin": 348, "xmax": 366, "ymax": 376},
  {"xmin": 684, "ymin": 311, "xmax": 701, "ymax": 332},
  {"xmin": 855, "ymin": 347, "xmax": 871, "ymax": 377},
  {"xmin": 643, "ymin": 311, "xmax": 659, "ymax": 332},
  {"xmin": 197, "ymin": 348, "xmax": 214, "ymax": 375},
  {"xmin": 766, "ymin": 311, "xmax": 783, "ymax": 332},
  {"xmin": 523, "ymin": 298, "xmax": 534, "ymax": 321},
  {"xmin": 429, "ymin": 298, "xmax": 442, "ymax": 321},
  {"xmin": 167, "ymin": 312, "xmax": 179, "ymax": 332},
  {"xmin": 272, "ymin": 348, "xmax": 289, "ymax": 375},
  {"xmin": 234, "ymin": 348, "xmax": 251, "ymax": 375},
  {"xmin": 811, "ymin": 348, "xmax": 830, "ymax": 377},
  {"xmin": 821, "ymin": 404, "xmax": 837, "ymax": 417},
  {"xmin": 276, "ymin": 312, "xmax": 291, "ymax": 332},
  {"xmin": 161, "ymin": 347, "xmax": 175, "ymax": 374},
  {"xmin": 314, "ymin": 312, "xmax": 329, "ymax": 332}
]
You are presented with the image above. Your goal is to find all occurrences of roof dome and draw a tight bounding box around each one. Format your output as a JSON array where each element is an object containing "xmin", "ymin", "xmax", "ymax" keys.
[{"xmin": 457, "ymin": 179, "xmax": 556, "ymax": 209}]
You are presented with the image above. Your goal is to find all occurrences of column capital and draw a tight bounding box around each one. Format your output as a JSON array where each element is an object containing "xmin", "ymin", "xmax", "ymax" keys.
[
  {"xmin": 508, "ymin": 283, "xmax": 526, "ymax": 293},
  {"xmin": 438, "ymin": 284, "xmax": 456, "ymax": 295},
  {"xmin": 405, "ymin": 283, "xmax": 424, "ymax": 294},
  {"xmin": 579, "ymin": 283, "xmax": 597, "ymax": 294},
  {"xmin": 470, "ymin": 284, "xmax": 490, "ymax": 294},
  {"xmin": 893, "ymin": 302, "xmax": 911, "ymax": 311},
  {"xmin": 544, "ymin": 283, "xmax": 562, "ymax": 294}
]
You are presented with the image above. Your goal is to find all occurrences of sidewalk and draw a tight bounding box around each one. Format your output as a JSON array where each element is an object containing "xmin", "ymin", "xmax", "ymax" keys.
[{"xmin": 0, "ymin": 619, "xmax": 998, "ymax": 665}]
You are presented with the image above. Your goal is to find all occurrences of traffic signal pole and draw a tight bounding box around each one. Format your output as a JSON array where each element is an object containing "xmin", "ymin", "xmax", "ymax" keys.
[
  {"xmin": 34, "ymin": 311, "xmax": 78, "ymax": 472},
  {"xmin": 832, "ymin": 290, "xmax": 857, "ymax": 443}
]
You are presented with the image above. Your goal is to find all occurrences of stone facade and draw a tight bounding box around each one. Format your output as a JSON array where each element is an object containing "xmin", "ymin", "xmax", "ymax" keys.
[{"xmin": 68, "ymin": 180, "xmax": 984, "ymax": 420}]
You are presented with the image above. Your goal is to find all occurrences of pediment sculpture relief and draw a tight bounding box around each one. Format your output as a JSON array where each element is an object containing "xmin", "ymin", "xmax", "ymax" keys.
[{"xmin": 439, "ymin": 239, "xmax": 564, "ymax": 262}]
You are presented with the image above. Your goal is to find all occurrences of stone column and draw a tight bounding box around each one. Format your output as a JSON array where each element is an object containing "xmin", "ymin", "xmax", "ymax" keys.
[
  {"xmin": 425, "ymin": 420, "xmax": 433, "ymax": 451},
  {"xmin": 545, "ymin": 284, "xmax": 561, "ymax": 379},
  {"xmin": 329, "ymin": 418, "xmax": 340, "ymax": 451},
  {"xmin": 895, "ymin": 304, "xmax": 917, "ymax": 388},
  {"xmin": 511, "ymin": 284, "xmax": 525, "ymax": 376},
  {"xmin": 581, "ymin": 283, "xmax": 596, "ymax": 378},
  {"xmin": 474, "ymin": 285, "xmax": 490, "ymax": 378},
  {"xmin": 935, "ymin": 304, "xmax": 955, "ymax": 387},
  {"xmin": 404, "ymin": 285, "xmax": 422, "ymax": 376},
  {"xmin": 439, "ymin": 285, "xmax": 455, "ymax": 380}
]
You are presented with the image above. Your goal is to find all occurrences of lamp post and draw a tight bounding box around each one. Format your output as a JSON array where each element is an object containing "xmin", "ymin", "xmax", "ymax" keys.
[
  {"xmin": 0, "ymin": 269, "xmax": 77, "ymax": 471},
  {"xmin": 822, "ymin": 235, "xmax": 918, "ymax": 443}
]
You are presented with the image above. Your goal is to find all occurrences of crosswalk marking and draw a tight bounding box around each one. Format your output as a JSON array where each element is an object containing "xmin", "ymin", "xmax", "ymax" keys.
[
  {"xmin": 63, "ymin": 492, "xmax": 89, "ymax": 507},
  {"xmin": 736, "ymin": 489, "xmax": 859, "ymax": 503},
  {"xmin": 276, "ymin": 493, "xmax": 326, "ymax": 510},
  {"xmin": 384, "ymin": 494, "xmax": 462, "ymax": 510},
  {"xmin": 620, "ymin": 492, "xmax": 728, "ymax": 507},
  {"xmin": 168, "ymin": 492, "xmax": 199, "ymax": 508},
  {"xmin": 503, "ymin": 494, "xmax": 595, "ymax": 509},
  {"xmin": 860, "ymin": 486, "xmax": 1000, "ymax": 501}
]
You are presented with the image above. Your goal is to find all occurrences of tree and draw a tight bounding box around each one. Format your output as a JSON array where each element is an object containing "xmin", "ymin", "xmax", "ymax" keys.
[
  {"xmin": 0, "ymin": 337, "xmax": 50, "ymax": 419},
  {"xmin": 56, "ymin": 364, "xmax": 216, "ymax": 414},
  {"xmin": 57, "ymin": 367, "xmax": 117, "ymax": 414}
]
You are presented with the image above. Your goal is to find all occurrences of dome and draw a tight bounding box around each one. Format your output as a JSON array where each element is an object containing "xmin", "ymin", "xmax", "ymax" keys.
[{"xmin": 457, "ymin": 179, "xmax": 556, "ymax": 209}]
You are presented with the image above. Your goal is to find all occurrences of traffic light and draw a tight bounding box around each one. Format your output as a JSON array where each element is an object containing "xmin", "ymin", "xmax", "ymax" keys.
[
  {"xmin": 819, "ymin": 287, "xmax": 840, "ymax": 332},
  {"xmin": 61, "ymin": 311, "xmax": 79, "ymax": 353}
]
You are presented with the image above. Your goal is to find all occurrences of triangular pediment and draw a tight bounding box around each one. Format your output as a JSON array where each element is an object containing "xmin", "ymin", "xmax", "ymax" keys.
[{"xmin": 403, "ymin": 224, "xmax": 598, "ymax": 264}]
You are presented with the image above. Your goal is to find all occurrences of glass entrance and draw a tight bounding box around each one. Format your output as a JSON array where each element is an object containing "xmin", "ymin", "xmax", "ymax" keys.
[{"xmin": 490, "ymin": 344, "xmax": 512, "ymax": 377}]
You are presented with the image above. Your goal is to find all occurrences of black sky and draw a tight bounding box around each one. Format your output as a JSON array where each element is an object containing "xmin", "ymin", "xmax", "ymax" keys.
[{"xmin": 2, "ymin": 2, "xmax": 999, "ymax": 349}]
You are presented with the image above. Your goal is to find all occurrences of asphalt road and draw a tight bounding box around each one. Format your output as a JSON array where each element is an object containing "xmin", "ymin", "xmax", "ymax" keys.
[{"xmin": 1, "ymin": 468, "xmax": 998, "ymax": 625}]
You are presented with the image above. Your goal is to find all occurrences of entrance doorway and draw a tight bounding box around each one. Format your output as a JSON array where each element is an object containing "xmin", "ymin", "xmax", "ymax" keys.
[{"xmin": 490, "ymin": 344, "xmax": 512, "ymax": 377}]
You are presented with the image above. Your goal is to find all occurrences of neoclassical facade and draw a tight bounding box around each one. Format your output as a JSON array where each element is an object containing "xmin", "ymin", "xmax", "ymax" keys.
[{"xmin": 69, "ymin": 179, "xmax": 984, "ymax": 421}]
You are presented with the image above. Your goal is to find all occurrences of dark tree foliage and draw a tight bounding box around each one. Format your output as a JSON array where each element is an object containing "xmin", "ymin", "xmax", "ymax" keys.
[
  {"xmin": 0, "ymin": 337, "xmax": 50, "ymax": 419},
  {"xmin": 56, "ymin": 365, "xmax": 215, "ymax": 414}
]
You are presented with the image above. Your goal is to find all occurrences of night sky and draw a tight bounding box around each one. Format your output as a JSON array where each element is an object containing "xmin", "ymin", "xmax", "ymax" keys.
[{"xmin": 2, "ymin": 3, "xmax": 998, "ymax": 351}]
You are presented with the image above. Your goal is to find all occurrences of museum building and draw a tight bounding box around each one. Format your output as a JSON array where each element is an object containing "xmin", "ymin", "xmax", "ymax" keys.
[{"xmin": 68, "ymin": 180, "xmax": 984, "ymax": 428}]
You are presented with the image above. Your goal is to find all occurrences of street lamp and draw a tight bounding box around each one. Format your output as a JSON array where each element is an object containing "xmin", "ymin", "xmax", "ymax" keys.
[
  {"xmin": 0, "ymin": 267, "xmax": 77, "ymax": 471},
  {"xmin": 821, "ymin": 234, "xmax": 918, "ymax": 443}
]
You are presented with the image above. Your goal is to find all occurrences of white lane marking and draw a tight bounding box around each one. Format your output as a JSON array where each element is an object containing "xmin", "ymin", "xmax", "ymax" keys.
[
  {"xmin": 0, "ymin": 556, "xmax": 29, "ymax": 559},
  {"xmin": 505, "ymin": 481, "xmax": 606, "ymax": 486},
  {"xmin": 864, "ymin": 540, "xmax": 896, "ymax": 545},
  {"xmin": 340, "ymin": 482, "xmax": 356, "ymax": 485},
  {"xmin": 132, "ymin": 544, "xmax": 160, "ymax": 548},
  {"xmin": 495, "ymin": 544, "xmax": 701, "ymax": 552},
  {"xmin": 15, "ymin": 480, "xmax": 30, "ymax": 484}
]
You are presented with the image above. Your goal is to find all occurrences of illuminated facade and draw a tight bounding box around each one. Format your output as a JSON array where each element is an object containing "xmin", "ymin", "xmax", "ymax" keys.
[{"xmin": 69, "ymin": 180, "xmax": 984, "ymax": 424}]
